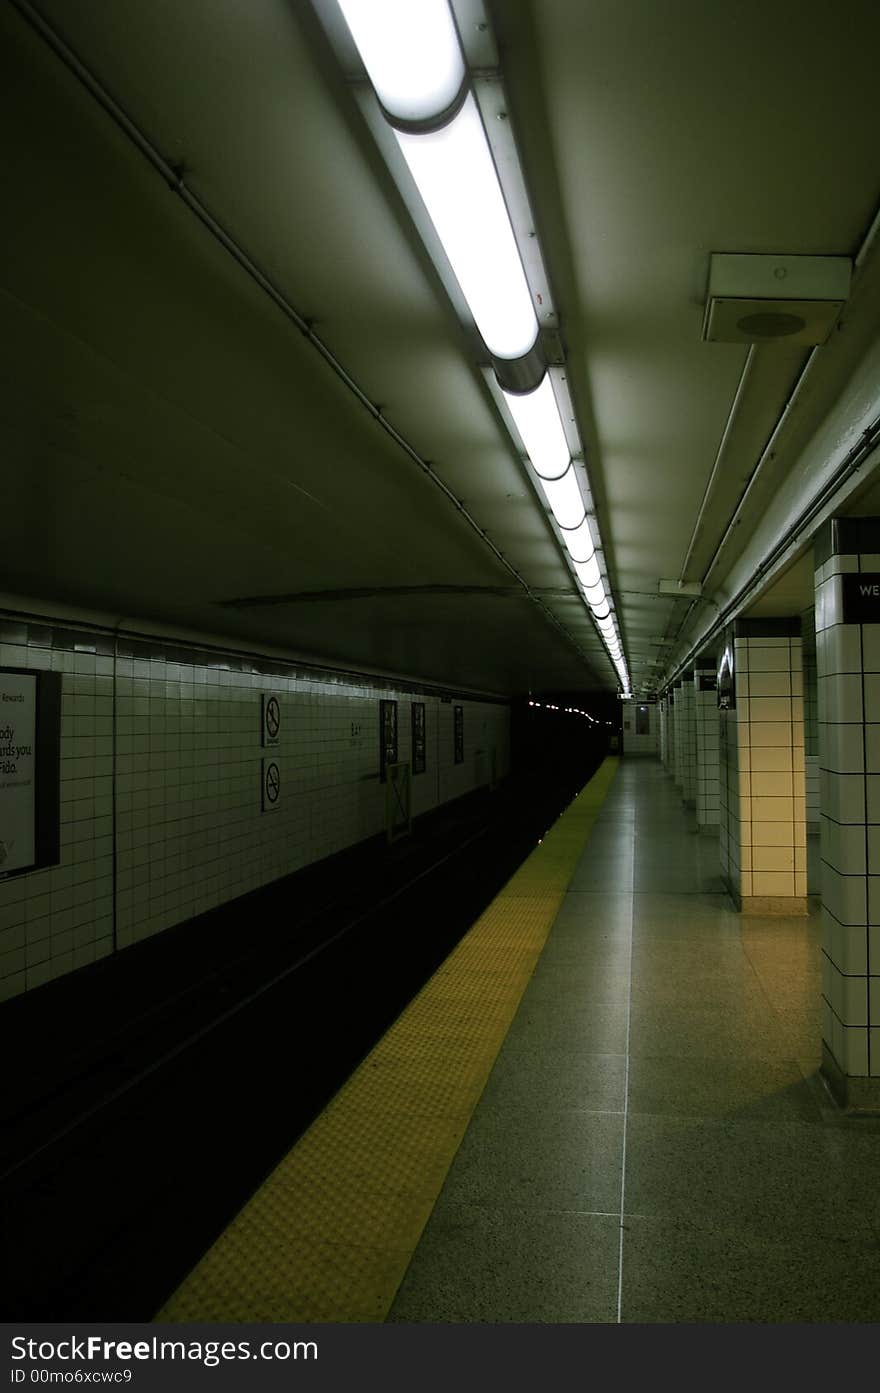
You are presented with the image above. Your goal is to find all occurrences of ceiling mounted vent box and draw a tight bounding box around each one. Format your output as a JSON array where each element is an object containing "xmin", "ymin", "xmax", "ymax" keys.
[{"xmin": 702, "ymin": 253, "xmax": 851, "ymax": 345}]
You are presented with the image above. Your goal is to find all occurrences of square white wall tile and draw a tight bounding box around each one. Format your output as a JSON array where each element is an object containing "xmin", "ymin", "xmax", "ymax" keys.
[
  {"xmin": 823, "ymin": 907, "xmax": 867, "ymax": 974},
  {"xmin": 752, "ymin": 845, "xmax": 794, "ymax": 873},
  {"xmin": 829, "ymin": 963, "xmax": 868, "ymax": 1027},
  {"xmin": 820, "ymin": 770, "xmax": 865, "ymax": 824},
  {"xmin": 747, "ymin": 646, "xmax": 795, "ymax": 673},
  {"xmin": 863, "ymin": 625, "xmax": 880, "ymax": 672},
  {"xmin": 822, "ymin": 864, "xmax": 867, "ymax": 926},
  {"xmin": 817, "ymin": 624, "xmax": 861, "ymax": 676},
  {"xmin": 751, "ymin": 870, "xmax": 796, "ymax": 897},
  {"xmin": 748, "ymin": 746, "xmax": 792, "ymax": 773}
]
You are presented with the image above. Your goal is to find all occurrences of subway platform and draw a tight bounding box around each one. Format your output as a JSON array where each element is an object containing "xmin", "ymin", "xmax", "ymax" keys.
[{"xmin": 160, "ymin": 758, "xmax": 880, "ymax": 1324}]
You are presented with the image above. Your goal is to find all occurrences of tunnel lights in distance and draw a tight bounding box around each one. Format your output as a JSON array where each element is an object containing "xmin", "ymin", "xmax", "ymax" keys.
[{"xmin": 527, "ymin": 700, "xmax": 600, "ymax": 724}]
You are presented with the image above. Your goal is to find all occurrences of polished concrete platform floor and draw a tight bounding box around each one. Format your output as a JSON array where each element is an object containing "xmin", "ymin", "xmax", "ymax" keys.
[{"xmin": 389, "ymin": 759, "xmax": 880, "ymax": 1323}]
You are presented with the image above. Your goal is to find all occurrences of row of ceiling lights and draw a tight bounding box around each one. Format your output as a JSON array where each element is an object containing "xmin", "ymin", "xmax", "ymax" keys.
[{"xmin": 331, "ymin": 0, "xmax": 630, "ymax": 693}]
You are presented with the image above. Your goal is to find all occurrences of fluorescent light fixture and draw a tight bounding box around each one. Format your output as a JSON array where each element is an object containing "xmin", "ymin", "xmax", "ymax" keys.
[
  {"xmin": 394, "ymin": 95, "xmax": 538, "ymax": 359},
  {"xmin": 502, "ymin": 377, "xmax": 570, "ymax": 480},
  {"xmin": 331, "ymin": 2, "xmax": 628, "ymax": 693},
  {"xmin": 536, "ymin": 465, "xmax": 586, "ymax": 530},
  {"xmin": 574, "ymin": 554, "xmax": 601, "ymax": 591},
  {"xmin": 581, "ymin": 579, "xmax": 605, "ymax": 608},
  {"xmin": 336, "ymin": 0, "xmax": 464, "ymax": 125},
  {"xmin": 561, "ymin": 519, "xmax": 594, "ymax": 564}
]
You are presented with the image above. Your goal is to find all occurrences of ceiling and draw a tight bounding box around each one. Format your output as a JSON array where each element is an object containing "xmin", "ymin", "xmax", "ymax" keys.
[{"xmin": 2, "ymin": 0, "xmax": 879, "ymax": 696}]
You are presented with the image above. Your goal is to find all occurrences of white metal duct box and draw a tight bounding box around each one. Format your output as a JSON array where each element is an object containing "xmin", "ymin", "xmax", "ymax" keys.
[{"xmin": 702, "ymin": 253, "xmax": 851, "ymax": 345}]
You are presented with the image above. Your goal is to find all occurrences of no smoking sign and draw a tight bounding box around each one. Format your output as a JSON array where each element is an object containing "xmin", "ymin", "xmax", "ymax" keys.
[
  {"xmin": 262, "ymin": 693, "xmax": 281, "ymax": 747},
  {"xmin": 262, "ymin": 758, "xmax": 281, "ymax": 813}
]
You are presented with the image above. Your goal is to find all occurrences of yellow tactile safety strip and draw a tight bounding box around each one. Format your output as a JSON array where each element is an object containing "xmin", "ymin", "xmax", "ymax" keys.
[{"xmin": 157, "ymin": 757, "xmax": 619, "ymax": 1323}]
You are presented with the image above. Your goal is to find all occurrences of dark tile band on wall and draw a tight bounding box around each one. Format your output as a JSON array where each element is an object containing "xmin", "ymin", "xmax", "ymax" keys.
[
  {"xmin": 732, "ymin": 617, "xmax": 802, "ymax": 639},
  {"xmin": 2, "ymin": 613, "xmax": 508, "ymax": 706},
  {"xmin": 815, "ymin": 516, "xmax": 880, "ymax": 566}
]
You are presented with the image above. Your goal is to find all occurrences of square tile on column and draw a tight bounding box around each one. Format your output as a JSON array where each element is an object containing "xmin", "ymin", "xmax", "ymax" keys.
[
  {"xmin": 820, "ymin": 673, "xmax": 864, "ymax": 721},
  {"xmin": 821, "ymin": 770, "xmax": 865, "ymax": 824},
  {"xmin": 829, "ymin": 964, "xmax": 868, "ymax": 1026},
  {"xmin": 822, "ymin": 722, "xmax": 865, "ymax": 775},
  {"xmin": 821, "ymin": 818, "xmax": 867, "ymax": 875},
  {"xmin": 833, "ymin": 1020, "xmax": 869, "ymax": 1075},
  {"xmin": 862, "ymin": 625, "xmax": 880, "ymax": 671},
  {"xmin": 823, "ymin": 909, "xmax": 868, "ymax": 974},
  {"xmin": 752, "ymin": 847, "xmax": 794, "ymax": 873},
  {"xmin": 822, "ymin": 864, "xmax": 867, "ymax": 925},
  {"xmin": 819, "ymin": 624, "xmax": 861, "ymax": 675},
  {"xmin": 748, "ymin": 647, "xmax": 793, "ymax": 673},
  {"xmin": 750, "ymin": 747, "xmax": 792, "ymax": 773},
  {"xmin": 748, "ymin": 672, "xmax": 791, "ymax": 698}
]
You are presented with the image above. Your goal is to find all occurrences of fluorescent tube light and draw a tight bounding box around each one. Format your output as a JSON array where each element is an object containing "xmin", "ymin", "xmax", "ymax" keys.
[
  {"xmin": 581, "ymin": 579, "xmax": 606, "ymax": 608},
  {"xmin": 336, "ymin": 0, "xmax": 464, "ymax": 125},
  {"xmin": 502, "ymin": 377, "xmax": 570, "ymax": 480},
  {"xmin": 536, "ymin": 465, "xmax": 586, "ymax": 530},
  {"xmin": 575, "ymin": 554, "xmax": 601, "ymax": 591},
  {"xmin": 560, "ymin": 519, "xmax": 594, "ymax": 564},
  {"xmin": 394, "ymin": 94, "xmax": 538, "ymax": 359}
]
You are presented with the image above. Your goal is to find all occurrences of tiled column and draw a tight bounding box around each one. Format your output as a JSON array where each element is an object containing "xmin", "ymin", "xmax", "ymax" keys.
[
  {"xmin": 670, "ymin": 688, "xmax": 677, "ymax": 775},
  {"xmin": 814, "ymin": 518, "xmax": 880, "ymax": 1109},
  {"xmin": 680, "ymin": 670, "xmax": 696, "ymax": 806},
  {"xmin": 664, "ymin": 691, "xmax": 676, "ymax": 775},
  {"xmin": 718, "ymin": 619, "xmax": 807, "ymax": 914},
  {"xmin": 673, "ymin": 681, "xmax": 685, "ymax": 790},
  {"xmin": 694, "ymin": 659, "xmax": 720, "ymax": 831}
]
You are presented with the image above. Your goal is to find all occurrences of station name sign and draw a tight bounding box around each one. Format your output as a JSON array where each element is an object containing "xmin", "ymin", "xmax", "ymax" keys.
[{"xmin": 841, "ymin": 573, "xmax": 880, "ymax": 624}]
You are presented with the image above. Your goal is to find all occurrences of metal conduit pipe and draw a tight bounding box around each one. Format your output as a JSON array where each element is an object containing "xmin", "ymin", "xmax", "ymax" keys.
[
  {"xmin": 678, "ymin": 344, "xmax": 757, "ymax": 583},
  {"xmin": 9, "ymin": 0, "xmax": 604, "ymax": 675},
  {"xmin": 697, "ymin": 194, "xmax": 880, "ymax": 593},
  {"xmin": 698, "ymin": 346, "xmax": 821, "ymax": 591},
  {"xmin": 665, "ymin": 410, "xmax": 880, "ymax": 688}
]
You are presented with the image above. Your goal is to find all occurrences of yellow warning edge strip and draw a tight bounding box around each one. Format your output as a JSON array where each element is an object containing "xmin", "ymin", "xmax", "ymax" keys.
[{"xmin": 157, "ymin": 757, "xmax": 619, "ymax": 1323}]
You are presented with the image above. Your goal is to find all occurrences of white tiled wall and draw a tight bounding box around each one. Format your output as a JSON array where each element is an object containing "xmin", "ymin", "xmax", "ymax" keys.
[
  {"xmin": 718, "ymin": 631, "xmax": 806, "ymax": 904},
  {"xmin": 0, "ymin": 623, "xmax": 510, "ymax": 1002},
  {"xmin": 621, "ymin": 701, "xmax": 659, "ymax": 756},
  {"xmin": 815, "ymin": 547, "xmax": 880, "ymax": 1078}
]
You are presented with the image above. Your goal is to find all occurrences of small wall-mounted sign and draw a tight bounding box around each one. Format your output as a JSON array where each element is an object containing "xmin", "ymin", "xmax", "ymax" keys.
[
  {"xmin": 699, "ymin": 674, "xmax": 718, "ymax": 691},
  {"xmin": 411, "ymin": 701, "xmax": 426, "ymax": 775},
  {"xmin": 717, "ymin": 637, "xmax": 735, "ymax": 710},
  {"xmin": 262, "ymin": 758, "xmax": 281, "ymax": 812},
  {"xmin": 262, "ymin": 693, "xmax": 281, "ymax": 748},
  {"xmin": 380, "ymin": 699, "xmax": 398, "ymax": 783},
  {"xmin": 0, "ymin": 668, "xmax": 61, "ymax": 879},
  {"xmin": 0, "ymin": 671, "xmax": 36, "ymax": 873},
  {"xmin": 841, "ymin": 573, "xmax": 880, "ymax": 624}
]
